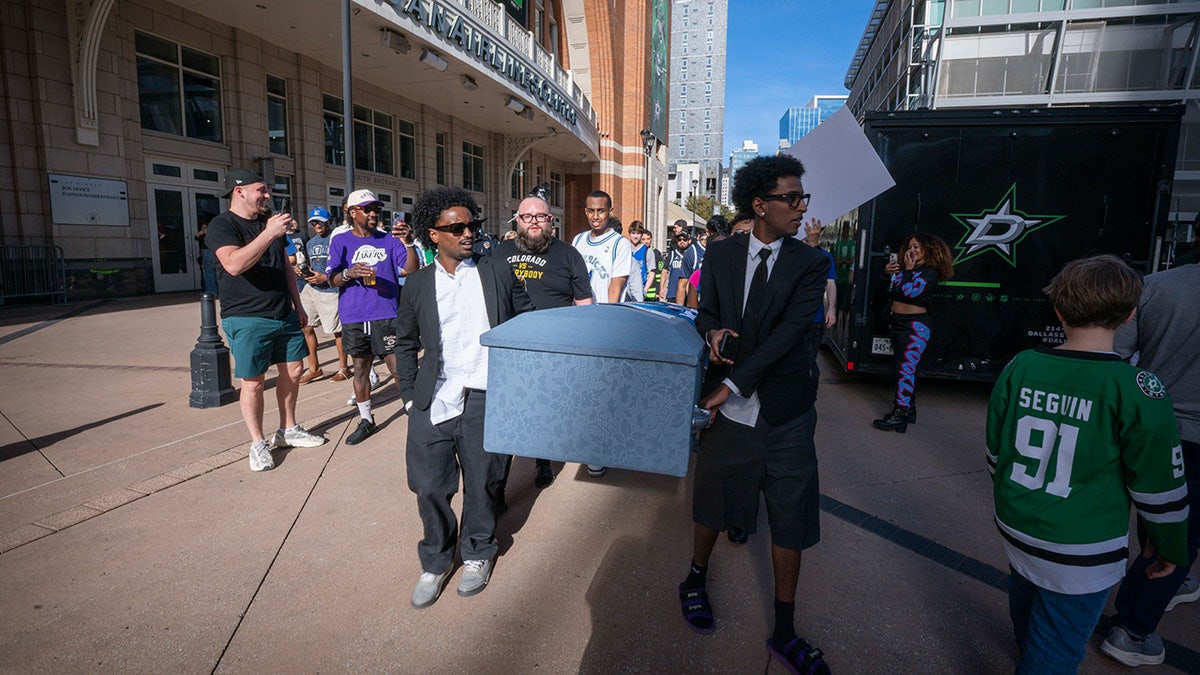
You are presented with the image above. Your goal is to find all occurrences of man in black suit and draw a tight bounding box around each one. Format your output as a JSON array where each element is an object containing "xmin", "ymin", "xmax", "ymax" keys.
[
  {"xmin": 396, "ymin": 186, "xmax": 533, "ymax": 609},
  {"xmin": 678, "ymin": 155, "xmax": 832, "ymax": 675}
]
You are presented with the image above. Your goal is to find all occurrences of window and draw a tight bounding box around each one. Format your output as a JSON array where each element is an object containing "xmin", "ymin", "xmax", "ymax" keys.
[
  {"xmin": 512, "ymin": 160, "xmax": 527, "ymax": 199},
  {"xmin": 435, "ymin": 132, "xmax": 447, "ymax": 185},
  {"xmin": 135, "ymin": 32, "xmax": 222, "ymax": 142},
  {"xmin": 398, "ymin": 119, "xmax": 416, "ymax": 179},
  {"xmin": 549, "ymin": 171, "xmax": 563, "ymax": 207},
  {"xmin": 272, "ymin": 175, "xmax": 292, "ymax": 213},
  {"xmin": 267, "ymin": 75, "xmax": 288, "ymax": 156},
  {"xmin": 354, "ymin": 105, "xmax": 393, "ymax": 175},
  {"xmin": 323, "ymin": 95, "xmax": 345, "ymax": 165},
  {"xmin": 462, "ymin": 142, "xmax": 484, "ymax": 192}
]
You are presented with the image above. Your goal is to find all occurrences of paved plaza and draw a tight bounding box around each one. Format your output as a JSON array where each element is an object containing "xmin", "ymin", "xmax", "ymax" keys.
[{"xmin": 0, "ymin": 293, "xmax": 1196, "ymax": 673}]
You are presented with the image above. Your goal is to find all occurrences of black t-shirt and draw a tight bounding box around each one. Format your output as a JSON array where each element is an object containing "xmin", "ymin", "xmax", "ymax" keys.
[
  {"xmin": 494, "ymin": 238, "xmax": 591, "ymax": 310},
  {"xmin": 205, "ymin": 210, "xmax": 292, "ymax": 319}
]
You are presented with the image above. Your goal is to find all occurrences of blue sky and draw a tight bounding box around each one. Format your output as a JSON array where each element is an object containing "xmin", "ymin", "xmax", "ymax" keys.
[{"xmin": 721, "ymin": 0, "xmax": 879, "ymax": 158}]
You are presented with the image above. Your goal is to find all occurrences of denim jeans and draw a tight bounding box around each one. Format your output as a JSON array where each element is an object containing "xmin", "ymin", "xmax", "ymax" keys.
[
  {"xmin": 1113, "ymin": 439, "xmax": 1200, "ymax": 637},
  {"xmin": 1009, "ymin": 568, "xmax": 1110, "ymax": 674}
]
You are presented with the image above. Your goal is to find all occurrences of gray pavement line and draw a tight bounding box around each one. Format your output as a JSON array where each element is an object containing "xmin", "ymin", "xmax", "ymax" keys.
[
  {"xmin": 0, "ymin": 388, "xmax": 347, "ymax": 504},
  {"xmin": 211, "ymin": 423, "xmax": 346, "ymax": 673},
  {"xmin": 0, "ymin": 300, "xmax": 109, "ymax": 347},
  {"xmin": 0, "ymin": 408, "xmax": 64, "ymax": 478},
  {"xmin": 819, "ymin": 494, "xmax": 1200, "ymax": 672},
  {"xmin": 0, "ymin": 359, "xmax": 189, "ymax": 372}
]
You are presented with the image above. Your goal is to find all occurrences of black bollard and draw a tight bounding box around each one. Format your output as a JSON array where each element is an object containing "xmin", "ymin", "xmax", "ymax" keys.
[{"xmin": 189, "ymin": 293, "xmax": 238, "ymax": 408}]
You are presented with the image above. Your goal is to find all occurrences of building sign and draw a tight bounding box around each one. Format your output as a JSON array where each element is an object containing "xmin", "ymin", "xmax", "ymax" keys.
[
  {"xmin": 47, "ymin": 173, "xmax": 130, "ymax": 227},
  {"xmin": 383, "ymin": 0, "xmax": 578, "ymax": 126},
  {"xmin": 500, "ymin": 0, "xmax": 527, "ymax": 28},
  {"xmin": 649, "ymin": 0, "xmax": 669, "ymax": 141}
]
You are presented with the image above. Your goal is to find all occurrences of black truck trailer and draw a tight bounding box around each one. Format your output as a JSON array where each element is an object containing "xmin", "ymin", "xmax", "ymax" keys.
[{"xmin": 822, "ymin": 105, "xmax": 1182, "ymax": 381}]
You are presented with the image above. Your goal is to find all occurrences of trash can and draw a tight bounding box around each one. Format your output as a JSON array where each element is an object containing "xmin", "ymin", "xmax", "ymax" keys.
[{"xmin": 480, "ymin": 303, "xmax": 706, "ymax": 477}]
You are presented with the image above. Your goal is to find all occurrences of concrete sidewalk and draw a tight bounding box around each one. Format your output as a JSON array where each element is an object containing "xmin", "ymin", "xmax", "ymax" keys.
[{"xmin": 0, "ymin": 293, "xmax": 1196, "ymax": 673}]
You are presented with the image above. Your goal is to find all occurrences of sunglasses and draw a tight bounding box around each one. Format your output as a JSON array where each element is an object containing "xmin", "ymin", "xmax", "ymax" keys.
[
  {"xmin": 351, "ymin": 204, "xmax": 382, "ymax": 214},
  {"xmin": 676, "ymin": 234, "xmax": 692, "ymax": 241},
  {"xmin": 759, "ymin": 192, "xmax": 811, "ymax": 209},
  {"xmin": 430, "ymin": 220, "xmax": 484, "ymax": 236}
]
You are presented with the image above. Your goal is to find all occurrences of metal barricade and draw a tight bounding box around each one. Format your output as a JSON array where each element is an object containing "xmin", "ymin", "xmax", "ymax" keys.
[{"xmin": 0, "ymin": 245, "xmax": 68, "ymax": 304}]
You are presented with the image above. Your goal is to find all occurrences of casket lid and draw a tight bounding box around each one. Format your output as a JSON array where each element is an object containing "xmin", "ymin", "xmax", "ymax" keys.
[{"xmin": 480, "ymin": 303, "xmax": 705, "ymax": 366}]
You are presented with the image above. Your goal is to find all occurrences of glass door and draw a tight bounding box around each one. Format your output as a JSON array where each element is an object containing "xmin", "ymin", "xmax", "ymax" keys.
[{"xmin": 146, "ymin": 159, "xmax": 224, "ymax": 292}]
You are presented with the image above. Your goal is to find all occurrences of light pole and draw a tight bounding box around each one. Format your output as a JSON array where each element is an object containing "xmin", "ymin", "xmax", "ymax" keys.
[
  {"xmin": 640, "ymin": 129, "xmax": 655, "ymax": 236},
  {"xmin": 690, "ymin": 177, "xmax": 699, "ymax": 232}
]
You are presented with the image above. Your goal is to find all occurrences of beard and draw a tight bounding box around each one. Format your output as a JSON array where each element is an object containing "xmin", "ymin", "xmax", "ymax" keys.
[{"xmin": 516, "ymin": 227, "xmax": 553, "ymax": 254}]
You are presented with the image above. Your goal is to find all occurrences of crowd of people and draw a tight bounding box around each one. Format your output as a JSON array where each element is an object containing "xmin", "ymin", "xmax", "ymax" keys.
[{"xmin": 202, "ymin": 161, "xmax": 1198, "ymax": 674}]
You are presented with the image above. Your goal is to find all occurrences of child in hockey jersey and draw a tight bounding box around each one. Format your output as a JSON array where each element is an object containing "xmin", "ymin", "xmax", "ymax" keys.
[{"xmin": 987, "ymin": 254, "xmax": 1189, "ymax": 674}]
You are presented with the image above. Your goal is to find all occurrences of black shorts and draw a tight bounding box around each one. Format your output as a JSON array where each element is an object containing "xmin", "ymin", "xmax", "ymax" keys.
[
  {"xmin": 692, "ymin": 408, "xmax": 820, "ymax": 551},
  {"xmin": 342, "ymin": 319, "xmax": 397, "ymax": 358}
]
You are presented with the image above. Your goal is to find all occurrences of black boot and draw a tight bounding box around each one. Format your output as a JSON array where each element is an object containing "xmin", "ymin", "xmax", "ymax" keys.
[
  {"xmin": 872, "ymin": 406, "xmax": 910, "ymax": 433},
  {"xmin": 906, "ymin": 402, "xmax": 917, "ymax": 424}
]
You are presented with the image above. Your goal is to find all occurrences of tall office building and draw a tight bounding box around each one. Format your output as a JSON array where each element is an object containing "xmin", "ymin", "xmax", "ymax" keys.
[
  {"xmin": 779, "ymin": 96, "xmax": 847, "ymax": 147},
  {"xmin": 668, "ymin": 0, "xmax": 728, "ymax": 201},
  {"xmin": 844, "ymin": 0, "xmax": 1200, "ymax": 224},
  {"xmin": 728, "ymin": 139, "xmax": 759, "ymax": 186}
]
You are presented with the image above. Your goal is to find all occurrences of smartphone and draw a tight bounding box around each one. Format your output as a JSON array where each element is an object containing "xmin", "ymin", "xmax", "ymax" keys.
[
  {"xmin": 718, "ymin": 332, "xmax": 738, "ymax": 361},
  {"xmin": 889, "ymin": 252, "xmax": 898, "ymax": 266},
  {"xmin": 278, "ymin": 197, "xmax": 291, "ymax": 215}
]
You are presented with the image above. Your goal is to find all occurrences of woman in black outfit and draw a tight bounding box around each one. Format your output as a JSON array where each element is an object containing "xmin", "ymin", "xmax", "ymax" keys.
[{"xmin": 873, "ymin": 233, "xmax": 955, "ymax": 432}]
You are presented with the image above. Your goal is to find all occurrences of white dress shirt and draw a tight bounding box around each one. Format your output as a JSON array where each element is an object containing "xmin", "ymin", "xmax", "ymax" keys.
[
  {"xmin": 430, "ymin": 258, "xmax": 491, "ymax": 425},
  {"xmin": 720, "ymin": 234, "xmax": 781, "ymax": 428}
]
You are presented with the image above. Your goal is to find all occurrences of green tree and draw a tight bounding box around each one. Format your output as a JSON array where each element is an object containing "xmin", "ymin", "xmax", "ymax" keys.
[{"xmin": 684, "ymin": 194, "xmax": 735, "ymax": 222}]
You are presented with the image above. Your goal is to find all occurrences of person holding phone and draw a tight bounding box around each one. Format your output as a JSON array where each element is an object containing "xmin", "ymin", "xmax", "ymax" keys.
[
  {"xmin": 206, "ymin": 169, "xmax": 327, "ymax": 472},
  {"xmin": 872, "ymin": 233, "xmax": 955, "ymax": 433}
]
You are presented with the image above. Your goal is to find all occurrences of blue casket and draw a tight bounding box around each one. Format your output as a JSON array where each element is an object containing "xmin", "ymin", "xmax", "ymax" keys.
[{"xmin": 480, "ymin": 303, "xmax": 706, "ymax": 476}]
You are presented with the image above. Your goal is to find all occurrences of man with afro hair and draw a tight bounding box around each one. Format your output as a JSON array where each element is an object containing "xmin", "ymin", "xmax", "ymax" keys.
[{"xmin": 396, "ymin": 186, "xmax": 533, "ymax": 609}]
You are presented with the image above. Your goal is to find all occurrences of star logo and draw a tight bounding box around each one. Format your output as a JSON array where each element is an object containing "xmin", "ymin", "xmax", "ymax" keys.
[{"xmin": 951, "ymin": 185, "xmax": 1065, "ymax": 266}]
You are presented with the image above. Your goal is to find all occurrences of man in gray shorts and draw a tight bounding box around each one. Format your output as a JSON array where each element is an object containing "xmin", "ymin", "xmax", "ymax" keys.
[
  {"xmin": 678, "ymin": 155, "xmax": 831, "ymax": 674},
  {"xmin": 206, "ymin": 169, "xmax": 327, "ymax": 471}
]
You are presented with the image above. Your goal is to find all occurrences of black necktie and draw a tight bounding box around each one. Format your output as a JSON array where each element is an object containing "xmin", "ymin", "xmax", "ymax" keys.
[{"xmin": 742, "ymin": 247, "xmax": 772, "ymax": 325}]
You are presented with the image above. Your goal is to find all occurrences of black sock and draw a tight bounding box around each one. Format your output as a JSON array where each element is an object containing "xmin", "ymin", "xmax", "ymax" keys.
[
  {"xmin": 773, "ymin": 600, "xmax": 796, "ymax": 645},
  {"xmin": 683, "ymin": 562, "xmax": 707, "ymax": 590}
]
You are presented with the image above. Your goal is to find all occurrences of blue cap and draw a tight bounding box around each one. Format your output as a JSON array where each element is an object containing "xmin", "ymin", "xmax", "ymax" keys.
[{"xmin": 308, "ymin": 206, "xmax": 330, "ymax": 223}]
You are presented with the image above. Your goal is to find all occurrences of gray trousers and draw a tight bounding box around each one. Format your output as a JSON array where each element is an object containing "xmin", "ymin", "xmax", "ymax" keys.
[{"xmin": 405, "ymin": 389, "xmax": 507, "ymax": 574}]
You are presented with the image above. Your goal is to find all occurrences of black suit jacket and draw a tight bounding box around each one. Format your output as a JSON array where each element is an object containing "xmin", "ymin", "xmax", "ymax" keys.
[
  {"xmin": 395, "ymin": 253, "xmax": 534, "ymax": 411},
  {"xmin": 696, "ymin": 234, "xmax": 828, "ymax": 425}
]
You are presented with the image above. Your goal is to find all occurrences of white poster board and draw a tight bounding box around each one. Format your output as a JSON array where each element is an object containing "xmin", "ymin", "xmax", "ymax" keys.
[
  {"xmin": 784, "ymin": 107, "xmax": 895, "ymax": 228},
  {"xmin": 47, "ymin": 173, "xmax": 130, "ymax": 226}
]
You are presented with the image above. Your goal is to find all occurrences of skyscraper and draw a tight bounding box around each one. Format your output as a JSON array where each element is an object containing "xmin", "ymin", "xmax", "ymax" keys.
[
  {"xmin": 779, "ymin": 95, "xmax": 847, "ymax": 148},
  {"xmin": 728, "ymin": 140, "xmax": 759, "ymax": 187},
  {"xmin": 668, "ymin": 0, "xmax": 728, "ymax": 201}
]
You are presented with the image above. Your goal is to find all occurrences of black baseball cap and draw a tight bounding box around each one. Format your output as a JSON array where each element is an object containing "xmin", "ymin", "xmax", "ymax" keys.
[{"xmin": 222, "ymin": 169, "xmax": 266, "ymax": 198}]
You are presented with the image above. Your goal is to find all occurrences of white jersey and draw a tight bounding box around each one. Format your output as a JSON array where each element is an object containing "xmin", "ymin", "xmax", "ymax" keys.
[{"xmin": 572, "ymin": 228, "xmax": 632, "ymax": 303}]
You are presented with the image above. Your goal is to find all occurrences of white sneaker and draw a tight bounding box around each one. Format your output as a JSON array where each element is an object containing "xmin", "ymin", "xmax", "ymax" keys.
[
  {"xmin": 248, "ymin": 439, "xmax": 274, "ymax": 472},
  {"xmin": 1101, "ymin": 625, "xmax": 1165, "ymax": 667},
  {"xmin": 411, "ymin": 569, "xmax": 449, "ymax": 609},
  {"xmin": 457, "ymin": 558, "xmax": 493, "ymax": 597},
  {"xmin": 279, "ymin": 424, "xmax": 326, "ymax": 448},
  {"xmin": 1167, "ymin": 574, "xmax": 1200, "ymax": 612},
  {"xmin": 369, "ymin": 368, "xmax": 380, "ymax": 388},
  {"xmin": 347, "ymin": 392, "xmax": 358, "ymax": 406}
]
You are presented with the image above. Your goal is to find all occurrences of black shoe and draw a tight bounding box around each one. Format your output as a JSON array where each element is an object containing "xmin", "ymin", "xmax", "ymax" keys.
[
  {"xmin": 346, "ymin": 417, "xmax": 376, "ymax": 445},
  {"xmin": 872, "ymin": 407, "xmax": 910, "ymax": 433},
  {"xmin": 905, "ymin": 403, "xmax": 917, "ymax": 424},
  {"xmin": 727, "ymin": 528, "xmax": 748, "ymax": 545},
  {"xmin": 534, "ymin": 461, "xmax": 555, "ymax": 489}
]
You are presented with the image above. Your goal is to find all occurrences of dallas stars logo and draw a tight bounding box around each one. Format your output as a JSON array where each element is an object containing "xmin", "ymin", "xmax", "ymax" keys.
[{"xmin": 951, "ymin": 185, "xmax": 1064, "ymax": 266}]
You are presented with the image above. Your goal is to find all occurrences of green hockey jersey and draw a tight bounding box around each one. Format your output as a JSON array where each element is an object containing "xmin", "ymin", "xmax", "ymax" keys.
[{"xmin": 987, "ymin": 347, "xmax": 1188, "ymax": 595}]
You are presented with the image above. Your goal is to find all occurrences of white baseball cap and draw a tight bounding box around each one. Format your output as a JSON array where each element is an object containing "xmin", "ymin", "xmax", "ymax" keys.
[{"xmin": 346, "ymin": 189, "xmax": 383, "ymax": 209}]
